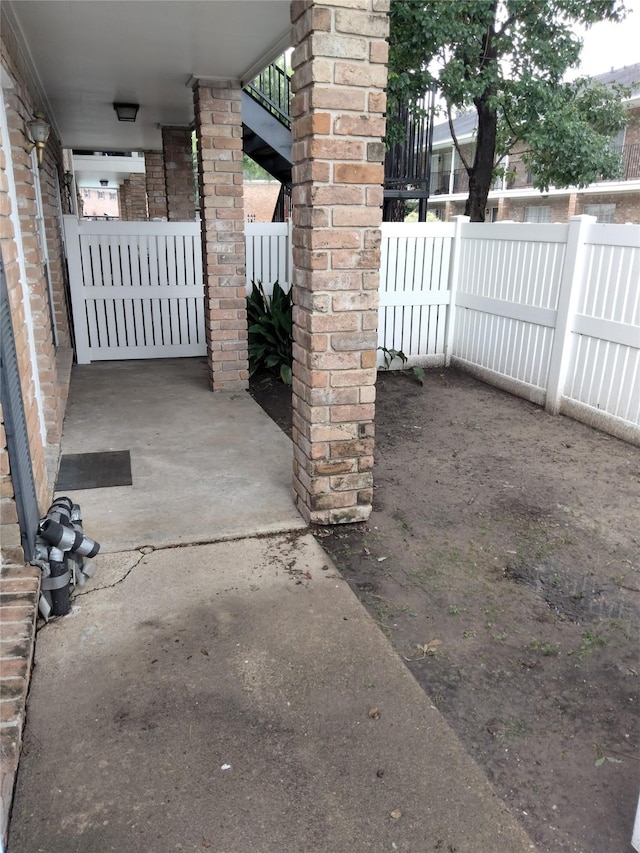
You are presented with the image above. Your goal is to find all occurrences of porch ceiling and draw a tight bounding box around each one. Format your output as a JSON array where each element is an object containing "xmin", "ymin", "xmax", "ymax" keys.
[{"xmin": 6, "ymin": 0, "xmax": 291, "ymax": 151}]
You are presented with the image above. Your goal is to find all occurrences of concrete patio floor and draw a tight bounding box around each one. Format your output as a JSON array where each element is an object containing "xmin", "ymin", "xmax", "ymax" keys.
[
  {"xmin": 9, "ymin": 534, "xmax": 536, "ymax": 853},
  {"xmin": 7, "ymin": 359, "xmax": 537, "ymax": 852},
  {"xmin": 51, "ymin": 358, "xmax": 306, "ymax": 552}
]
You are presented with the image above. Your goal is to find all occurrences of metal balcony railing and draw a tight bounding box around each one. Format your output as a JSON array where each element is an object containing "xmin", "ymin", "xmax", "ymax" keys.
[
  {"xmin": 430, "ymin": 168, "xmax": 470, "ymax": 195},
  {"xmin": 611, "ymin": 143, "xmax": 640, "ymax": 181},
  {"xmin": 244, "ymin": 55, "xmax": 292, "ymax": 129},
  {"xmin": 514, "ymin": 143, "xmax": 640, "ymax": 189}
]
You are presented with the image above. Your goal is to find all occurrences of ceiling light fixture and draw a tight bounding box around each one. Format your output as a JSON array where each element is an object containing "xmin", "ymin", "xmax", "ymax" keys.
[{"xmin": 113, "ymin": 103, "xmax": 139, "ymax": 123}]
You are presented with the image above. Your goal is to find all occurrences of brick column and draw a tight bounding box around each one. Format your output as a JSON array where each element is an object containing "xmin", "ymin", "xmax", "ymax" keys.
[
  {"xmin": 119, "ymin": 179, "xmax": 131, "ymax": 220},
  {"xmin": 127, "ymin": 174, "xmax": 148, "ymax": 221},
  {"xmin": 145, "ymin": 150, "xmax": 168, "ymax": 220},
  {"xmin": 193, "ymin": 80, "xmax": 248, "ymax": 391},
  {"xmin": 290, "ymin": 0, "xmax": 389, "ymax": 524},
  {"xmin": 162, "ymin": 127, "xmax": 196, "ymax": 221}
]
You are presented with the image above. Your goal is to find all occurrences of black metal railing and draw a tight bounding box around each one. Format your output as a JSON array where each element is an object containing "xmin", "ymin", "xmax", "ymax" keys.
[
  {"xmin": 429, "ymin": 167, "xmax": 470, "ymax": 195},
  {"xmin": 611, "ymin": 143, "xmax": 640, "ymax": 181},
  {"xmin": 272, "ymin": 184, "xmax": 292, "ymax": 222},
  {"xmin": 383, "ymin": 91, "xmax": 436, "ymax": 221},
  {"xmin": 244, "ymin": 55, "xmax": 292, "ymax": 129}
]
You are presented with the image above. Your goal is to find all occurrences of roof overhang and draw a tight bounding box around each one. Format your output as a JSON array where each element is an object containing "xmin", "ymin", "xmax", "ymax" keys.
[{"xmin": 4, "ymin": 1, "xmax": 291, "ymax": 151}]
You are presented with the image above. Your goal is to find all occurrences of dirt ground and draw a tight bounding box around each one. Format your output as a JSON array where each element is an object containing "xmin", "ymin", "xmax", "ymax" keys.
[{"xmin": 249, "ymin": 368, "xmax": 640, "ymax": 853}]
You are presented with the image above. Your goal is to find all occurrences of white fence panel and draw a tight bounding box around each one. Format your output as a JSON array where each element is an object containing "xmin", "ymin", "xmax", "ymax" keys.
[
  {"xmin": 378, "ymin": 223, "xmax": 454, "ymax": 367},
  {"xmin": 563, "ymin": 223, "xmax": 640, "ymax": 430},
  {"xmin": 452, "ymin": 223, "xmax": 568, "ymax": 397},
  {"xmin": 381, "ymin": 218, "xmax": 639, "ymax": 443},
  {"xmin": 64, "ymin": 217, "xmax": 205, "ymax": 363},
  {"xmin": 245, "ymin": 222, "xmax": 291, "ymax": 297},
  {"xmin": 63, "ymin": 215, "xmax": 639, "ymax": 443}
]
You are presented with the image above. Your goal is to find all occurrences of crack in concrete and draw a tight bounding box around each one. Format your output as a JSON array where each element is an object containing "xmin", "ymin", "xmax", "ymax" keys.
[{"xmin": 73, "ymin": 549, "xmax": 149, "ymax": 598}]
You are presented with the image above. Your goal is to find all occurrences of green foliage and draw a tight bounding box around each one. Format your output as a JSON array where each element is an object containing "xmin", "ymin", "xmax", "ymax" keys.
[
  {"xmin": 247, "ymin": 281, "xmax": 293, "ymax": 385},
  {"xmin": 243, "ymin": 155, "xmax": 275, "ymax": 182},
  {"xmin": 377, "ymin": 346, "xmax": 425, "ymax": 385},
  {"xmin": 388, "ymin": 1, "xmax": 630, "ymax": 219}
]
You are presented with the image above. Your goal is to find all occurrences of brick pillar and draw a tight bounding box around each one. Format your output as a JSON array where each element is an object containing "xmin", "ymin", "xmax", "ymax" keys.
[
  {"xmin": 162, "ymin": 127, "xmax": 196, "ymax": 221},
  {"xmin": 145, "ymin": 150, "xmax": 168, "ymax": 220},
  {"xmin": 119, "ymin": 179, "xmax": 131, "ymax": 220},
  {"xmin": 193, "ymin": 80, "xmax": 248, "ymax": 391},
  {"xmin": 127, "ymin": 174, "xmax": 148, "ymax": 221},
  {"xmin": 290, "ymin": 0, "xmax": 389, "ymax": 524}
]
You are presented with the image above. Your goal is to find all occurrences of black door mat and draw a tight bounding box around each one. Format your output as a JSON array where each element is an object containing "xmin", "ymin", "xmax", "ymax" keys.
[{"xmin": 56, "ymin": 450, "xmax": 132, "ymax": 491}]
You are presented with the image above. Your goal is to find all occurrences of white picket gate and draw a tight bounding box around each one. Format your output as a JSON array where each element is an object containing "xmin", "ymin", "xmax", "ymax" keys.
[
  {"xmin": 64, "ymin": 218, "xmax": 294, "ymax": 364},
  {"xmin": 63, "ymin": 217, "xmax": 205, "ymax": 363}
]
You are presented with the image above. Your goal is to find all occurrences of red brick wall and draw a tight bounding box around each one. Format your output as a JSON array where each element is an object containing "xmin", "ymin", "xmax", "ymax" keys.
[
  {"xmin": 145, "ymin": 150, "xmax": 168, "ymax": 220},
  {"xmin": 162, "ymin": 127, "xmax": 196, "ymax": 221},
  {"xmin": 120, "ymin": 174, "xmax": 148, "ymax": 221},
  {"xmin": 244, "ymin": 182, "xmax": 281, "ymax": 222},
  {"xmin": 0, "ymin": 123, "xmax": 49, "ymax": 559},
  {"xmin": 1, "ymin": 7, "xmax": 72, "ymax": 556}
]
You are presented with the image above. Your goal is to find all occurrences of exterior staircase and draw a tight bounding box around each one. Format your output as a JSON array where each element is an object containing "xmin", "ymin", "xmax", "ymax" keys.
[
  {"xmin": 243, "ymin": 55, "xmax": 434, "ymax": 222},
  {"xmin": 243, "ymin": 57, "xmax": 292, "ymax": 192}
]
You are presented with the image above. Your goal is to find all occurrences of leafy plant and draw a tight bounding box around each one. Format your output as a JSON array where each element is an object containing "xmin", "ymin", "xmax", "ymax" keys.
[
  {"xmin": 593, "ymin": 742, "xmax": 623, "ymax": 767},
  {"xmin": 387, "ymin": 1, "xmax": 629, "ymax": 220},
  {"xmin": 377, "ymin": 346, "xmax": 425, "ymax": 385},
  {"xmin": 247, "ymin": 280, "xmax": 292, "ymax": 385}
]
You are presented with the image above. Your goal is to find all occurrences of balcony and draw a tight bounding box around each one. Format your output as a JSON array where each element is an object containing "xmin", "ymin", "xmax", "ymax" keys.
[
  {"xmin": 611, "ymin": 142, "xmax": 640, "ymax": 181},
  {"xmin": 430, "ymin": 143, "xmax": 640, "ymax": 199},
  {"xmin": 430, "ymin": 168, "xmax": 470, "ymax": 195}
]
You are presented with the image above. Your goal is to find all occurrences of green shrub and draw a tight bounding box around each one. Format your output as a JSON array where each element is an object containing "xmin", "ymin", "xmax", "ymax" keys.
[{"xmin": 247, "ymin": 280, "xmax": 293, "ymax": 384}]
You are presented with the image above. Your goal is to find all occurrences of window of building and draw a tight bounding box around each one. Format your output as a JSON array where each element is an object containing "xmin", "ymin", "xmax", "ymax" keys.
[
  {"xmin": 109, "ymin": 192, "xmax": 116, "ymax": 201},
  {"xmin": 524, "ymin": 205, "xmax": 550, "ymax": 223},
  {"xmin": 584, "ymin": 203, "xmax": 616, "ymax": 223},
  {"xmin": 97, "ymin": 191, "xmax": 105, "ymax": 200},
  {"xmin": 609, "ymin": 126, "xmax": 626, "ymax": 151},
  {"xmin": 485, "ymin": 206, "xmax": 499, "ymax": 222},
  {"xmin": 83, "ymin": 189, "xmax": 90, "ymax": 199}
]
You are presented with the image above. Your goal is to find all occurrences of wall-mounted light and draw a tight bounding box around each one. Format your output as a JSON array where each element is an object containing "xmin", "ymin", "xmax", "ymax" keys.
[
  {"xmin": 113, "ymin": 103, "xmax": 139, "ymax": 123},
  {"xmin": 25, "ymin": 113, "xmax": 51, "ymax": 167}
]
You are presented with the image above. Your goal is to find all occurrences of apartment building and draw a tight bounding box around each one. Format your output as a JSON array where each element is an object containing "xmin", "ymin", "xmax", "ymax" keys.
[{"xmin": 429, "ymin": 63, "xmax": 640, "ymax": 224}]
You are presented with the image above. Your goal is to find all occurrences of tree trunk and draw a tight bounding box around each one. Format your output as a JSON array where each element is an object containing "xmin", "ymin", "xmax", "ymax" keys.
[
  {"xmin": 464, "ymin": 3, "xmax": 499, "ymax": 223},
  {"xmin": 383, "ymin": 198, "xmax": 408, "ymax": 222},
  {"xmin": 464, "ymin": 96, "xmax": 498, "ymax": 222}
]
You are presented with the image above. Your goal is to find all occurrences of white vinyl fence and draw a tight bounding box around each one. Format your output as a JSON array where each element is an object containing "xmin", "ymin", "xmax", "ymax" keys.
[
  {"xmin": 245, "ymin": 221, "xmax": 292, "ymax": 297},
  {"xmin": 380, "ymin": 216, "xmax": 640, "ymax": 444},
  {"xmin": 63, "ymin": 217, "xmax": 206, "ymax": 362},
  {"xmin": 64, "ymin": 218, "xmax": 292, "ymax": 363},
  {"xmin": 64, "ymin": 214, "xmax": 639, "ymax": 443}
]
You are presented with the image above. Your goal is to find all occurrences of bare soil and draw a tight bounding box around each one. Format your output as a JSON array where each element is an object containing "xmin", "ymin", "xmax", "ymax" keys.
[{"xmin": 249, "ymin": 368, "xmax": 640, "ymax": 853}]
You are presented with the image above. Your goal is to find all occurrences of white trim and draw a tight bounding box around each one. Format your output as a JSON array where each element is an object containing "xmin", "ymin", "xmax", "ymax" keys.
[
  {"xmin": 31, "ymin": 147, "xmax": 58, "ymax": 347},
  {"xmin": 0, "ymin": 74, "xmax": 47, "ymax": 444},
  {"xmin": 1, "ymin": 3, "xmax": 61, "ymax": 141}
]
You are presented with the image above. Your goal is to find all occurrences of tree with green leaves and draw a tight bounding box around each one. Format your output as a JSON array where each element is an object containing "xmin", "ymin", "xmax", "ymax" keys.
[{"xmin": 388, "ymin": 1, "xmax": 630, "ymax": 221}]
